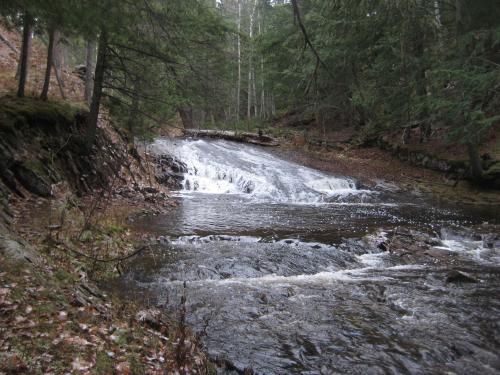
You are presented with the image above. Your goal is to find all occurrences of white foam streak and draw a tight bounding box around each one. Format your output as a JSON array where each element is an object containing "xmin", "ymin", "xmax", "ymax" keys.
[
  {"xmin": 155, "ymin": 267, "xmax": 403, "ymax": 288},
  {"xmin": 172, "ymin": 235, "xmax": 262, "ymax": 245}
]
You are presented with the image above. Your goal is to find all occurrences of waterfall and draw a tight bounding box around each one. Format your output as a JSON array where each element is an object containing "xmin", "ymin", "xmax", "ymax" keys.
[{"xmin": 150, "ymin": 138, "xmax": 367, "ymax": 203}]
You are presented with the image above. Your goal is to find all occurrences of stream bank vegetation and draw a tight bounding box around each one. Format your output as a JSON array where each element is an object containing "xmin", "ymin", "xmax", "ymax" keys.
[
  {"xmin": 0, "ymin": 94, "xmax": 214, "ymax": 372},
  {"xmin": 0, "ymin": 0, "xmax": 499, "ymax": 373},
  {"xmin": 0, "ymin": 0, "xmax": 228, "ymax": 369},
  {"xmin": 1, "ymin": 0, "xmax": 498, "ymax": 189}
]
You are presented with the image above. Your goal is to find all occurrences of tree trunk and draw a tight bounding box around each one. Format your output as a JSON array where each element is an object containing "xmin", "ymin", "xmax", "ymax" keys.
[
  {"xmin": 128, "ymin": 81, "xmax": 139, "ymax": 134},
  {"xmin": 236, "ymin": 0, "xmax": 242, "ymax": 123},
  {"xmin": 52, "ymin": 31, "xmax": 63, "ymax": 80},
  {"xmin": 247, "ymin": 0, "xmax": 258, "ymax": 122},
  {"xmin": 16, "ymin": 22, "xmax": 31, "ymax": 80},
  {"xmin": 434, "ymin": 1, "xmax": 444, "ymax": 48},
  {"xmin": 178, "ymin": 108, "xmax": 193, "ymax": 129},
  {"xmin": 84, "ymin": 39, "xmax": 94, "ymax": 105},
  {"xmin": 184, "ymin": 129, "xmax": 279, "ymax": 147},
  {"xmin": 467, "ymin": 141, "xmax": 483, "ymax": 180},
  {"xmin": 414, "ymin": 0, "xmax": 429, "ymax": 143},
  {"xmin": 455, "ymin": 0, "xmax": 469, "ymax": 35},
  {"xmin": 40, "ymin": 27, "xmax": 56, "ymax": 101},
  {"xmin": 17, "ymin": 12, "xmax": 32, "ymax": 98},
  {"xmin": 87, "ymin": 29, "xmax": 107, "ymax": 146},
  {"xmin": 434, "ymin": 1, "xmax": 442, "ymax": 28},
  {"xmin": 53, "ymin": 30, "xmax": 66, "ymax": 98},
  {"xmin": 53, "ymin": 58, "xmax": 66, "ymax": 99},
  {"xmin": 258, "ymin": 9, "xmax": 265, "ymax": 119},
  {"xmin": 0, "ymin": 32, "xmax": 18, "ymax": 54}
]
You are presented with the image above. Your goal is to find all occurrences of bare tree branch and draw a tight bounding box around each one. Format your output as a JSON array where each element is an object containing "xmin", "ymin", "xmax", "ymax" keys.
[{"xmin": 290, "ymin": 0, "xmax": 333, "ymax": 78}]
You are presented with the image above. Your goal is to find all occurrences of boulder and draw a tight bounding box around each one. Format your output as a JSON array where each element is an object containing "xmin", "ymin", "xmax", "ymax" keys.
[
  {"xmin": 153, "ymin": 154, "xmax": 187, "ymax": 190},
  {"xmin": 445, "ymin": 270, "xmax": 478, "ymax": 284},
  {"xmin": 482, "ymin": 162, "xmax": 500, "ymax": 188}
]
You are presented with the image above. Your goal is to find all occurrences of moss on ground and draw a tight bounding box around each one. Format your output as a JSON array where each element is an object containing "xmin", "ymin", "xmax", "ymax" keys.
[
  {"xmin": 484, "ymin": 161, "xmax": 500, "ymax": 178},
  {"xmin": 0, "ymin": 95, "xmax": 85, "ymax": 130}
]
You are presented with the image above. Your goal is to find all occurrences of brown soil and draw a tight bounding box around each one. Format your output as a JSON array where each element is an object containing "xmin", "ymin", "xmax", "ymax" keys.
[{"xmin": 0, "ymin": 20, "xmax": 86, "ymax": 103}]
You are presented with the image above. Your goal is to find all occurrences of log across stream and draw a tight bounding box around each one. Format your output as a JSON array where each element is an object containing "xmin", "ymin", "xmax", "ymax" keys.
[{"xmin": 184, "ymin": 129, "xmax": 280, "ymax": 147}]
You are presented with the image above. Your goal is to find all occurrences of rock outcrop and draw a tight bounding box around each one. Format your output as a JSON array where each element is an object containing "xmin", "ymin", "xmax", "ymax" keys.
[
  {"xmin": 0, "ymin": 95, "xmax": 134, "ymax": 204},
  {"xmin": 377, "ymin": 136, "xmax": 500, "ymax": 189},
  {"xmin": 153, "ymin": 154, "xmax": 187, "ymax": 190}
]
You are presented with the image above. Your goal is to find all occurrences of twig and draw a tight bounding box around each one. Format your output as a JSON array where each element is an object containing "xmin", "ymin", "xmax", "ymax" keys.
[
  {"xmin": 0, "ymin": 323, "xmax": 54, "ymax": 330},
  {"xmin": 64, "ymin": 243, "xmax": 150, "ymax": 263},
  {"xmin": 290, "ymin": 0, "xmax": 333, "ymax": 79},
  {"xmin": 0, "ymin": 32, "xmax": 18, "ymax": 54}
]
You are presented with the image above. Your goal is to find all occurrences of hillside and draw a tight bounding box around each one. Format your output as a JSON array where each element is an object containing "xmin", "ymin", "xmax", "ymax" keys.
[{"xmin": 0, "ymin": 21, "xmax": 212, "ymax": 374}]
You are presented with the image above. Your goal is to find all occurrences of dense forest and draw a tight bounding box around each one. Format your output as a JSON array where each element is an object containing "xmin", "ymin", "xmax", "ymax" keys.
[
  {"xmin": 0, "ymin": 0, "xmax": 499, "ymax": 374},
  {"xmin": 1, "ymin": 0, "xmax": 499, "ymax": 177}
]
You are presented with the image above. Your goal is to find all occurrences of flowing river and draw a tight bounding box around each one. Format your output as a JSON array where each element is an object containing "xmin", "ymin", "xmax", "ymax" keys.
[{"xmin": 121, "ymin": 139, "xmax": 500, "ymax": 374}]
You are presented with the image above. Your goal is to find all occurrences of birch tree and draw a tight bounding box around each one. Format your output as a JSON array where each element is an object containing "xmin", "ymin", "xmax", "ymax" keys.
[
  {"xmin": 247, "ymin": 0, "xmax": 258, "ymax": 120},
  {"xmin": 236, "ymin": 0, "xmax": 242, "ymax": 121}
]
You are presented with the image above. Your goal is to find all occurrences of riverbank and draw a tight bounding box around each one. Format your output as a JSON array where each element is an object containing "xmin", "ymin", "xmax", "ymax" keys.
[
  {"xmin": 275, "ymin": 139, "xmax": 500, "ymax": 206},
  {"xmin": 180, "ymin": 127, "xmax": 500, "ymax": 205},
  {"xmin": 0, "ymin": 24, "xmax": 215, "ymax": 372},
  {"xmin": 0, "ymin": 96, "xmax": 213, "ymax": 374},
  {"xmin": 2, "ymin": 190, "xmax": 213, "ymax": 374}
]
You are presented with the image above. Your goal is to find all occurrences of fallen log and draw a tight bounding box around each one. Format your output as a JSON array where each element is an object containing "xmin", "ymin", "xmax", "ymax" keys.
[{"xmin": 184, "ymin": 129, "xmax": 279, "ymax": 147}]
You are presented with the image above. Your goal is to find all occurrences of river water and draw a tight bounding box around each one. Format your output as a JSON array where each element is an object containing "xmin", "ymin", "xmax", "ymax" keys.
[{"xmin": 123, "ymin": 139, "xmax": 500, "ymax": 374}]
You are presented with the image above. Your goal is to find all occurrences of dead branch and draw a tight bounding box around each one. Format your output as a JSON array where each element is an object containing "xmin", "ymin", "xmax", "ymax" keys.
[
  {"xmin": 0, "ymin": 32, "xmax": 18, "ymax": 54},
  {"xmin": 290, "ymin": 0, "xmax": 333, "ymax": 79}
]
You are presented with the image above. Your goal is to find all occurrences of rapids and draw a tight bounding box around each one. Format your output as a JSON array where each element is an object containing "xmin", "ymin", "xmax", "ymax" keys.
[{"xmin": 121, "ymin": 139, "xmax": 500, "ymax": 374}]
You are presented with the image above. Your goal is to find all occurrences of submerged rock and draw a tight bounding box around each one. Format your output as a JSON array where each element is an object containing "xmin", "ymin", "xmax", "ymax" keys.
[{"xmin": 445, "ymin": 270, "xmax": 478, "ymax": 284}]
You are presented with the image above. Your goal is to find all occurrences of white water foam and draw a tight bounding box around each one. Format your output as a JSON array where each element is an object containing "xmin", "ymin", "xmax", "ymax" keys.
[
  {"xmin": 150, "ymin": 138, "xmax": 367, "ymax": 203},
  {"xmin": 434, "ymin": 239, "xmax": 500, "ymax": 263},
  {"xmin": 171, "ymin": 235, "xmax": 263, "ymax": 245},
  {"xmin": 154, "ymin": 267, "xmax": 395, "ymax": 288},
  {"xmin": 356, "ymin": 252, "xmax": 388, "ymax": 267},
  {"xmin": 433, "ymin": 228, "xmax": 500, "ymax": 264}
]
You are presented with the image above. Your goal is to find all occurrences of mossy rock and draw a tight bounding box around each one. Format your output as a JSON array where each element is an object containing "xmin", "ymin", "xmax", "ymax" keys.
[
  {"xmin": 483, "ymin": 161, "xmax": 500, "ymax": 180},
  {"xmin": 12, "ymin": 162, "xmax": 51, "ymax": 197},
  {"xmin": 447, "ymin": 159, "xmax": 468, "ymax": 169},
  {"xmin": 0, "ymin": 95, "xmax": 86, "ymax": 130}
]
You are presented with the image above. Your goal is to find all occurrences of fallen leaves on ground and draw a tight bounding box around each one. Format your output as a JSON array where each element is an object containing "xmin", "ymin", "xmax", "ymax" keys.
[{"xmin": 0, "ymin": 254, "xmax": 212, "ymax": 374}]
